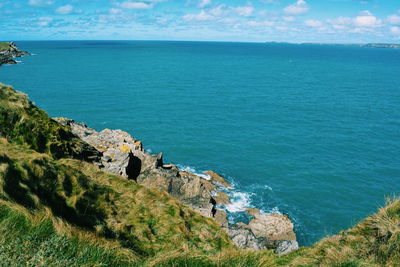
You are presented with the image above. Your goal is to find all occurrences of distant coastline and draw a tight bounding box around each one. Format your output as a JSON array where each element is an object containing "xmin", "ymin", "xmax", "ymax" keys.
[{"xmin": 282, "ymin": 42, "xmax": 400, "ymax": 49}]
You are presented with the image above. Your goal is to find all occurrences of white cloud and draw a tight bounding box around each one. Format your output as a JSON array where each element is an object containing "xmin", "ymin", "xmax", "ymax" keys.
[
  {"xmin": 183, "ymin": 10, "xmax": 215, "ymax": 21},
  {"xmin": 390, "ymin": 26, "xmax": 400, "ymax": 35},
  {"xmin": 156, "ymin": 17, "xmax": 168, "ymax": 24},
  {"xmin": 28, "ymin": 0, "xmax": 54, "ymax": 7},
  {"xmin": 261, "ymin": 0, "xmax": 280, "ymax": 4},
  {"xmin": 183, "ymin": 4, "xmax": 254, "ymax": 21},
  {"xmin": 198, "ymin": 0, "xmax": 211, "ymax": 8},
  {"xmin": 304, "ymin": 19, "xmax": 322, "ymax": 27},
  {"xmin": 326, "ymin": 11, "xmax": 382, "ymax": 32},
  {"xmin": 233, "ymin": 5, "xmax": 254, "ymax": 17},
  {"xmin": 119, "ymin": 1, "xmax": 152, "ymax": 9},
  {"xmin": 56, "ymin": 5, "xmax": 74, "ymax": 15},
  {"xmin": 246, "ymin": 20, "xmax": 275, "ymax": 27},
  {"xmin": 354, "ymin": 11, "xmax": 381, "ymax": 27},
  {"xmin": 284, "ymin": 0, "xmax": 309, "ymax": 15},
  {"xmin": 283, "ymin": 16, "xmax": 295, "ymax": 22},
  {"xmin": 37, "ymin": 17, "xmax": 53, "ymax": 26},
  {"xmin": 326, "ymin": 16, "xmax": 352, "ymax": 29},
  {"xmin": 109, "ymin": 8, "xmax": 122, "ymax": 14},
  {"xmin": 387, "ymin": 15, "xmax": 400, "ymax": 25},
  {"xmin": 209, "ymin": 5, "xmax": 225, "ymax": 16}
]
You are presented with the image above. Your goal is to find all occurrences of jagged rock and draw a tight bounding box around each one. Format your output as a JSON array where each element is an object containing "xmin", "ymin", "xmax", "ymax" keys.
[
  {"xmin": 248, "ymin": 213, "xmax": 296, "ymax": 243},
  {"xmin": 205, "ymin": 171, "xmax": 231, "ymax": 188},
  {"xmin": 246, "ymin": 208, "xmax": 261, "ymax": 217},
  {"xmin": 54, "ymin": 118, "xmax": 230, "ymax": 226},
  {"xmin": 54, "ymin": 118, "xmax": 144, "ymax": 180},
  {"xmin": 275, "ymin": 240, "xmax": 299, "ymax": 255},
  {"xmin": 0, "ymin": 42, "xmax": 29, "ymax": 66},
  {"xmin": 4, "ymin": 59, "xmax": 16, "ymax": 64},
  {"xmin": 53, "ymin": 117, "xmax": 298, "ymax": 254},
  {"xmin": 214, "ymin": 192, "xmax": 230, "ymax": 205},
  {"xmin": 214, "ymin": 209, "xmax": 228, "ymax": 227},
  {"xmin": 224, "ymin": 224, "xmax": 268, "ymax": 250}
]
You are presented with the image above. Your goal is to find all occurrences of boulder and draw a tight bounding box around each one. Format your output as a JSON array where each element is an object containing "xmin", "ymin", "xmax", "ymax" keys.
[
  {"xmin": 224, "ymin": 224, "xmax": 268, "ymax": 251},
  {"xmin": 214, "ymin": 209, "xmax": 228, "ymax": 227},
  {"xmin": 246, "ymin": 208, "xmax": 261, "ymax": 217},
  {"xmin": 213, "ymin": 192, "xmax": 230, "ymax": 205},
  {"xmin": 275, "ymin": 240, "xmax": 299, "ymax": 255},
  {"xmin": 205, "ymin": 171, "xmax": 231, "ymax": 188},
  {"xmin": 248, "ymin": 213, "xmax": 296, "ymax": 244}
]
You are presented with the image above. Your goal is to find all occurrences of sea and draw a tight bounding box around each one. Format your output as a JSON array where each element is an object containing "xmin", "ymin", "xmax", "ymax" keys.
[{"xmin": 1, "ymin": 41, "xmax": 399, "ymax": 246}]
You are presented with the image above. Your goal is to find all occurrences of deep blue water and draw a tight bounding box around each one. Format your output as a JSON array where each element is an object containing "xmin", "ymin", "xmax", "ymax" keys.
[{"xmin": 1, "ymin": 41, "xmax": 399, "ymax": 246}]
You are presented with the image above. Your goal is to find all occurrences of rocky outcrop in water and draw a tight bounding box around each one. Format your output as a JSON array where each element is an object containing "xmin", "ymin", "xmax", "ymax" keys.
[
  {"xmin": 54, "ymin": 117, "xmax": 298, "ymax": 253},
  {"xmin": 224, "ymin": 208, "xmax": 298, "ymax": 254},
  {"xmin": 0, "ymin": 42, "xmax": 29, "ymax": 66}
]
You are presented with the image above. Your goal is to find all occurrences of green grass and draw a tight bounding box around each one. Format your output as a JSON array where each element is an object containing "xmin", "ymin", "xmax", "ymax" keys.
[
  {"xmin": 0, "ymin": 83, "xmax": 100, "ymax": 161},
  {"xmin": 0, "ymin": 201, "xmax": 141, "ymax": 266},
  {"xmin": 0, "ymin": 83, "xmax": 399, "ymax": 266},
  {"xmin": 0, "ymin": 138, "xmax": 232, "ymax": 257},
  {"xmin": 0, "ymin": 42, "xmax": 11, "ymax": 52}
]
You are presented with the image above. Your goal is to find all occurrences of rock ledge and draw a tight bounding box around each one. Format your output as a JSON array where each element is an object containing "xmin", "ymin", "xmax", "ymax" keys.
[{"xmin": 54, "ymin": 117, "xmax": 298, "ymax": 254}]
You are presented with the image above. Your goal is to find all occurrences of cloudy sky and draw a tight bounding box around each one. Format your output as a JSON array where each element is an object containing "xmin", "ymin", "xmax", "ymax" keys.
[{"xmin": 1, "ymin": 0, "xmax": 399, "ymax": 42}]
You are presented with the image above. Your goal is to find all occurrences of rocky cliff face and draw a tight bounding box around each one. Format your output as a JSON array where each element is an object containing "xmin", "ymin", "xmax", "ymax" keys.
[
  {"xmin": 54, "ymin": 117, "xmax": 298, "ymax": 254},
  {"xmin": 0, "ymin": 42, "xmax": 29, "ymax": 65}
]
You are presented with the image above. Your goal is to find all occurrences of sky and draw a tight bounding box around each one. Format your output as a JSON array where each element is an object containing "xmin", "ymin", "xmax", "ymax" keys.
[{"xmin": 0, "ymin": 0, "xmax": 399, "ymax": 42}]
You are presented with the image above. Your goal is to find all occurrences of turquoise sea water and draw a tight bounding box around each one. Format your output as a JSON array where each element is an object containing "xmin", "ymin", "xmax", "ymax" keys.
[{"xmin": 1, "ymin": 41, "xmax": 399, "ymax": 246}]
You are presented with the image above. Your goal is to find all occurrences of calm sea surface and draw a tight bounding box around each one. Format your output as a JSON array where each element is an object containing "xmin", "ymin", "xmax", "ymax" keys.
[{"xmin": 1, "ymin": 41, "xmax": 399, "ymax": 245}]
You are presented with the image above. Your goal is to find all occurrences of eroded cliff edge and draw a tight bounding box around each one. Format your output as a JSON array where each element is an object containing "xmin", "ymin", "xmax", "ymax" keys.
[
  {"xmin": 54, "ymin": 117, "xmax": 298, "ymax": 254},
  {"xmin": 0, "ymin": 81, "xmax": 297, "ymax": 254},
  {"xmin": 0, "ymin": 42, "xmax": 29, "ymax": 66}
]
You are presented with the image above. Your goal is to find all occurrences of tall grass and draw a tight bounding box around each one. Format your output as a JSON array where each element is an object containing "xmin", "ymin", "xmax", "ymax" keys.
[{"xmin": 0, "ymin": 201, "xmax": 141, "ymax": 266}]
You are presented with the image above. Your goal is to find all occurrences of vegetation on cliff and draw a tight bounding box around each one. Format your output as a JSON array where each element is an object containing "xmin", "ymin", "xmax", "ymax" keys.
[
  {"xmin": 0, "ymin": 42, "xmax": 28, "ymax": 65},
  {"xmin": 0, "ymin": 42, "xmax": 12, "ymax": 51},
  {"xmin": 0, "ymin": 83, "xmax": 399, "ymax": 266}
]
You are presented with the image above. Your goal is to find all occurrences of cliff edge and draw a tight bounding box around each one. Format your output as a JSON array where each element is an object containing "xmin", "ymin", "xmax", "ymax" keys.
[
  {"xmin": 0, "ymin": 42, "xmax": 29, "ymax": 65},
  {"xmin": 0, "ymin": 81, "xmax": 398, "ymax": 266}
]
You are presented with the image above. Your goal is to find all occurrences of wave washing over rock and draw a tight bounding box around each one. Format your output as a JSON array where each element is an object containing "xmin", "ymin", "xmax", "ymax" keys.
[{"xmin": 54, "ymin": 117, "xmax": 298, "ymax": 254}]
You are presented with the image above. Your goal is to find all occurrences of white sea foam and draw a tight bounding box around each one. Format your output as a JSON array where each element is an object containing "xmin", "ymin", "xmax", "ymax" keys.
[
  {"xmin": 177, "ymin": 165, "xmax": 211, "ymax": 180},
  {"xmin": 264, "ymin": 185, "xmax": 273, "ymax": 191},
  {"xmin": 178, "ymin": 165, "xmax": 196, "ymax": 173},
  {"xmin": 260, "ymin": 206, "xmax": 281, "ymax": 215},
  {"xmin": 15, "ymin": 60, "xmax": 22, "ymax": 63},
  {"xmin": 225, "ymin": 191, "xmax": 253, "ymax": 212},
  {"xmin": 31, "ymin": 53, "xmax": 37, "ymax": 56}
]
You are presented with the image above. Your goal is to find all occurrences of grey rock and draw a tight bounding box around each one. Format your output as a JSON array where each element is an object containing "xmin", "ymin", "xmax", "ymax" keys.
[
  {"xmin": 224, "ymin": 223, "xmax": 268, "ymax": 251},
  {"xmin": 214, "ymin": 209, "xmax": 228, "ymax": 227},
  {"xmin": 275, "ymin": 240, "xmax": 299, "ymax": 255},
  {"xmin": 248, "ymin": 213, "xmax": 296, "ymax": 242},
  {"xmin": 54, "ymin": 117, "xmax": 231, "ymax": 228}
]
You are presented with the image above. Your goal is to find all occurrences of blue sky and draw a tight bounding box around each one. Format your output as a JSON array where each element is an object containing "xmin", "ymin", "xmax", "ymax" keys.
[{"xmin": 0, "ymin": 0, "xmax": 399, "ymax": 42}]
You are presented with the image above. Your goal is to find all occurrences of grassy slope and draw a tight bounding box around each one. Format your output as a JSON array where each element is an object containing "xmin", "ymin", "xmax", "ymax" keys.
[
  {"xmin": 0, "ymin": 83, "xmax": 399, "ymax": 266},
  {"xmin": 0, "ymin": 201, "xmax": 140, "ymax": 266},
  {"xmin": 0, "ymin": 84, "xmax": 100, "ymax": 161},
  {"xmin": 0, "ymin": 83, "xmax": 232, "ymax": 263},
  {"xmin": 0, "ymin": 42, "xmax": 11, "ymax": 52},
  {"xmin": 0, "ymin": 139, "xmax": 231, "ymax": 257}
]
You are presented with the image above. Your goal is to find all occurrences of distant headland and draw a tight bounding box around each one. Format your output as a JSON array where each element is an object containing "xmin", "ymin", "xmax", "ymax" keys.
[
  {"xmin": 303, "ymin": 43, "xmax": 400, "ymax": 49},
  {"xmin": 0, "ymin": 42, "xmax": 29, "ymax": 66}
]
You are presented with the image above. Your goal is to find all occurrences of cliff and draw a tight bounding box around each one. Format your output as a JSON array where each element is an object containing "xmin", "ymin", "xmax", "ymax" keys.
[
  {"xmin": 0, "ymin": 42, "xmax": 29, "ymax": 65},
  {"xmin": 0, "ymin": 83, "xmax": 399, "ymax": 266}
]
